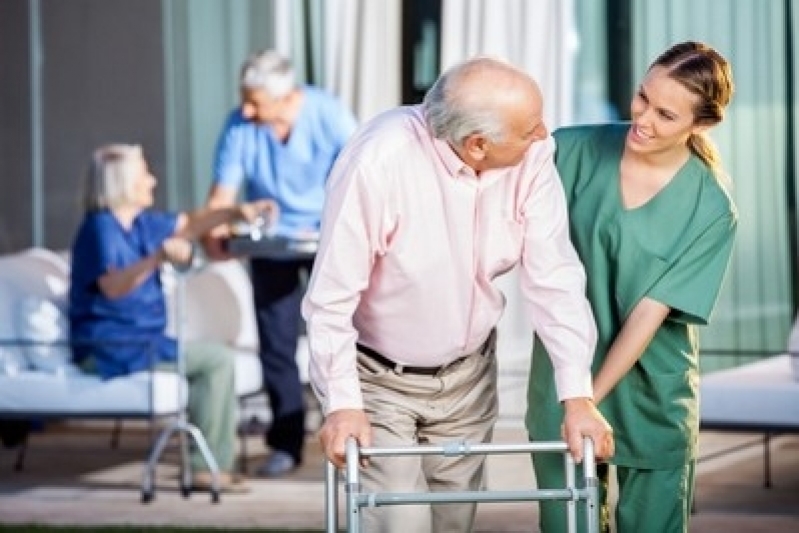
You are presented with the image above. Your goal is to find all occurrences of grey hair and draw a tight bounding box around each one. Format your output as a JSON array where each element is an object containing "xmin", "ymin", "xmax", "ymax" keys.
[
  {"xmin": 239, "ymin": 49, "xmax": 296, "ymax": 98},
  {"xmin": 82, "ymin": 144, "xmax": 142, "ymax": 211},
  {"xmin": 423, "ymin": 58, "xmax": 508, "ymax": 148}
]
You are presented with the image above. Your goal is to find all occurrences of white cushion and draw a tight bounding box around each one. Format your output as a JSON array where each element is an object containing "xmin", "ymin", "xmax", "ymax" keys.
[
  {"xmin": 0, "ymin": 369, "xmax": 186, "ymax": 416},
  {"xmin": 701, "ymin": 355, "xmax": 799, "ymax": 429},
  {"xmin": 165, "ymin": 260, "xmax": 264, "ymax": 396},
  {"xmin": 233, "ymin": 350, "xmax": 262, "ymax": 397},
  {"xmin": 0, "ymin": 280, "xmax": 27, "ymax": 374},
  {"xmin": 162, "ymin": 260, "xmax": 258, "ymax": 348},
  {"xmin": 14, "ymin": 296, "xmax": 76, "ymax": 375},
  {"xmin": 0, "ymin": 348, "xmax": 28, "ymax": 376},
  {"xmin": 0, "ymin": 249, "xmax": 260, "ymax": 421},
  {"xmin": 0, "ymin": 249, "xmax": 70, "ymax": 375}
]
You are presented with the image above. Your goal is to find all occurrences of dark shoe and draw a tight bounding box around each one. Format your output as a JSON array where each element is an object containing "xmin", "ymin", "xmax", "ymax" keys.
[
  {"xmin": 192, "ymin": 471, "xmax": 251, "ymax": 494},
  {"xmin": 256, "ymin": 450, "xmax": 298, "ymax": 478}
]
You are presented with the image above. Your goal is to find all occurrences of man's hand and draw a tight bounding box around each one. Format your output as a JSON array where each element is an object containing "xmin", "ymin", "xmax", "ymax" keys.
[
  {"xmin": 318, "ymin": 409, "xmax": 372, "ymax": 469},
  {"xmin": 202, "ymin": 183, "xmax": 238, "ymax": 261},
  {"xmin": 561, "ymin": 397, "xmax": 614, "ymax": 463},
  {"xmin": 239, "ymin": 199, "xmax": 280, "ymax": 227},
  {"xmin": 200, "ymin": 230, "xmax": 232, "ymax": 261}
]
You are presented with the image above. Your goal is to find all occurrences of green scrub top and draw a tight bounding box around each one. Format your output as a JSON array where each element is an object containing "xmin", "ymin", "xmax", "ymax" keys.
[{"xmin": 527, "ymin": 124, "xmax": 737, "ymax": 469}]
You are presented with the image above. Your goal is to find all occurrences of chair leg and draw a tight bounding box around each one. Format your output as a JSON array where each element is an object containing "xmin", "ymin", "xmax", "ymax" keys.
[
  {"xmin": 764, "ymin": 432, "xmax": 772, "ymax": 488},
  {"xmin": 13, "ymin": 436, "xmax": 29, "ymax": 472},
  {"xmin": 110, "ymin": 419, "xmax": 123, "ymax": 449}
]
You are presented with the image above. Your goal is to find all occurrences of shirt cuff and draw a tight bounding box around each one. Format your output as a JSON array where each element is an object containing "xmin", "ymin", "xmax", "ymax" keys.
[
  {"xmin": 322, "ymin": 374, "xmax": 364, "ymax": 415},
  {"xmin": 553, "ymin": 366, "xmax": 594, "ymax": 402}
]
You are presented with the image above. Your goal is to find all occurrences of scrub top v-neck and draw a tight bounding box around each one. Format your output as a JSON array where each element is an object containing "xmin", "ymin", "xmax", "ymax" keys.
[{"xmin": 527, "ymin": 123, "xmax": 737, "ymax": 469}]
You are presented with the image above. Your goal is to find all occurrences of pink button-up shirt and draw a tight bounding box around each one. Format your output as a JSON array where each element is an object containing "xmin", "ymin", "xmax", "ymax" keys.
[{"xmin": 302, "ymin": 105, "xmax": 596, "ymax": 414}]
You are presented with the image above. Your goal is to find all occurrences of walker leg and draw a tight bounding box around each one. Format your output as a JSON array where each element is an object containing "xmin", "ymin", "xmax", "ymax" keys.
[
  {"xmin": 140, "ymin": 421, "xmax": 221, "ymax": 504},
  {"xmin": 325, "ymin": 461, "xmax": 339, "ymax": 533}
]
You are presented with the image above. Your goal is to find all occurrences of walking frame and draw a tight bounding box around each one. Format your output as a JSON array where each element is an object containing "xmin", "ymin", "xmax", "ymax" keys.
[
  {"xmin": 325, "ymin": 437, "xmax": 599, "ymax": 533},
  {"xmin": 141, "ymin": 264, "xmax": 222, "ymax": 503}
]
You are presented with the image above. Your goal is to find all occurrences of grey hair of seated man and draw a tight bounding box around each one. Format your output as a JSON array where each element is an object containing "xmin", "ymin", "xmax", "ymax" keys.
[
  {"xmin": 239, "ymin": 49, "xmax": 296, "ymax": 99},
  {"xmin": 82, "ymin": 143, "xmax": 143, "ymax": 212},
  {"xmin": 423, "ymin": 56, "xmax": 528, "ymax": 148}
]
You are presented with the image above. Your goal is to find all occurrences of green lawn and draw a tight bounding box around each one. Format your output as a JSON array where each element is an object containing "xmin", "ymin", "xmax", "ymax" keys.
[{"xmin": 0, "ymin": 524, "xmax": 321, "ymax": 533}]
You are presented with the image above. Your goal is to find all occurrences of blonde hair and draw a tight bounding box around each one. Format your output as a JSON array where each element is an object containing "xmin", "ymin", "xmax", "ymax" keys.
[
  {"xmin": 82, "ymin": 144, "xmax": 143, "ymax": 211},
  {"xmin": 651, "ymin": 41, "xmax": 735, "ymax": 181}
]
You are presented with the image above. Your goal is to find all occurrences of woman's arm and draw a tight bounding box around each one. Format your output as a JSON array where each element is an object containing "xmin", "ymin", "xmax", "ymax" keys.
[
  {"xmin": 177, "ymin": 196, "xmax": 278, "ymax": 246},
  {"xmin": 593, "ymin": 297, "xmax": 671, "ymax": 403},
  {"xmin": 96, "ymin": 237, "xmax": 193, "ymax": 299}
]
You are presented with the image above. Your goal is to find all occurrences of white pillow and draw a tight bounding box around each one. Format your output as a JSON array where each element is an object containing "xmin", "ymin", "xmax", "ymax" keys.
[
  {"xmin": 14, "ymin": 296, "xmax": 76, "ymax": 376},
  {"xmin": 786, "ymin": 313, "xmax": 799, "ymax": 380},
  {"xmin": 0, "ymin": 347, "xmax": 29, "ymax": 375}
]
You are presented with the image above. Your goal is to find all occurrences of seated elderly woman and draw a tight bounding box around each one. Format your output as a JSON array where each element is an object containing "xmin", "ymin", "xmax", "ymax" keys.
[{"xmin": 68, "ymin": 143, "xmax": 275, "ymax": 493}]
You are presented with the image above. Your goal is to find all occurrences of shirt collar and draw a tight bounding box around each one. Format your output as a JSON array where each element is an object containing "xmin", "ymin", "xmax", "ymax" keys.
[
  {"xmin": 431, "ymin": 135, "xmax": 478, "ymax": 180},
  {"xmin": 412, "ymin": 105, "xmax": 477, "ymax": 180}
]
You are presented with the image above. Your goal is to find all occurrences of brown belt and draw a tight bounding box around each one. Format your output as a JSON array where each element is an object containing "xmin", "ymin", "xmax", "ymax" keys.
[{"xmin": 356, "ymin": 329, "xmax": 495, "ymax": 376}]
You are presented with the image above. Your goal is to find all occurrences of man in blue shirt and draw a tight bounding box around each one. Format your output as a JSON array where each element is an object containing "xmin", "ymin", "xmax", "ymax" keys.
[{"xmin": 203, "ymin": 49, "xmax": 357, "ymax": 477}]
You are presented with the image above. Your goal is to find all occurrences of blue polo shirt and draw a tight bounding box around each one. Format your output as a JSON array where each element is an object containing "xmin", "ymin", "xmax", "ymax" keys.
[
  {"xmin": 68, "ymin": 209, "xmax": 178, "ymax": 379},
  {"xmin": 213, "ymin": 85, "xmax": 357, "ymax": 236}
]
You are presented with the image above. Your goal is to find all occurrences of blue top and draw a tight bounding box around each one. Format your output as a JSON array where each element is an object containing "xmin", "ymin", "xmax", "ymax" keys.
[
  {"xmin": 213, "ymin": 85, "xmax": 357, "ymax": 236},
  {"xmin": 68, "ymin": 209, "xmax": 179, "ymax": 379}
]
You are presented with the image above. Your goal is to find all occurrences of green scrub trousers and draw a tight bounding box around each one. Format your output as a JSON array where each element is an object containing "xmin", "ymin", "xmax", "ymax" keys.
[{"xmin": 527, "ymin": 124, "xmax": 737, "ymax": 533}]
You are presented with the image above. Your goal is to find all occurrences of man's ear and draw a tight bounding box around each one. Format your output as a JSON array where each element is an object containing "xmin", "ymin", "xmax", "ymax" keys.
[{"xmin": 463, "ymin": 134, "xmax": 489, "ymax": 162}]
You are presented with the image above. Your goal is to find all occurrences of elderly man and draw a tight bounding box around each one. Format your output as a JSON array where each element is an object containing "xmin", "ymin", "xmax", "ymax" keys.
[
  {"xmin": 202, "ymin": 49, "xmax": 357, "ymax": 478},
  {"xmin": 303, "ymin": 57, "xmax": 614, "ymax": 533}
]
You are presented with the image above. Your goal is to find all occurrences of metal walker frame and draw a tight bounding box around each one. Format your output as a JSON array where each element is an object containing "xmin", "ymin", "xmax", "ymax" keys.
[
  {"xmin": 325, "ymin": 437, "xmax": 599, "ymax": 533},
  {"xmin": 140, "ymin": 265, "xmax": 222, "ymax": 503}
]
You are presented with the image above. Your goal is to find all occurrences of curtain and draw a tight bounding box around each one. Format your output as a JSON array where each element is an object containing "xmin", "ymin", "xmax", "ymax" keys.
[
  {"xmin": 162, "ymin": 0, "xmax": 278, "ymax": 207},
  {"xmin": 275, "ymin": 0, "xmax": 402, "ymax": 123},
  {"xmin": 227, "ymin": 0, "xmax": 405, "ymax": 123},
  {"xmin": 162, "ymin": 0, "xmax": 403, "ymax": 208},
  {"xmin": 632, "ymin": 1, "xmax": 793, "ymax": 369},
  {"xmin": 320, "ymin": 0, "xmax": 402, "ymax": 123},
  {"xmin": 571, "ymin": 0, "xmax": 613, "ymax": 123},
  {"xmin": 440, "ymin": 0, "xmax": 577, "ymax": 421},
  {"xmin": 440, "ymin": 0, "xmax": 576, "ymax": 128}
]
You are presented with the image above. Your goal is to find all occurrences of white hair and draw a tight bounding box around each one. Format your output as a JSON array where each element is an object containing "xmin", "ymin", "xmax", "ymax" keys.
[
  {"xmin": 423, "ymin": 58, "xmax": 510, "ymax": 147},
  {"xmin": 239, "ymin": 49, "xmax": 296, "ymax": 98},
  {"xmin": 82, "ymin": 144, "xmax": 142, "ymax": 211}
]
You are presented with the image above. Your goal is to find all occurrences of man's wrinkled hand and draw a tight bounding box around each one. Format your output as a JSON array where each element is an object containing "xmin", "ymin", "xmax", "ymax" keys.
[
  {"xmin": 561, "ymin": 397, "xmax": 614, "ymax": 463},
  {"xmin": 240, "ymin": 199, "xmax": 280, "ymax": 226},
  {"xmin": 318, "ymin": 409, "xmax": 372, "ymax": 469}
]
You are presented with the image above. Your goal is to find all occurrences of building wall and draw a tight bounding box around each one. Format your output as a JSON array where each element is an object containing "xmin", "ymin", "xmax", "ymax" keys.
[
  {"xmin": 0, "ymin": 0, "xmax": 34, "ymax": 251},
  {"xmin": 632, "ymin": 0, "xmax": 796, "ymax": 359},
  {"xmin": 0, "ymin": 0, "xmax": 166, "ymax": 253}
]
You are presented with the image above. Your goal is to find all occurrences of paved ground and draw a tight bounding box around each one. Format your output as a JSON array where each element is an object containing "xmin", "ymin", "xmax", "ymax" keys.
[{"xmin": 0, "ymin": 420, "xmax": 797, "ymax": 532}]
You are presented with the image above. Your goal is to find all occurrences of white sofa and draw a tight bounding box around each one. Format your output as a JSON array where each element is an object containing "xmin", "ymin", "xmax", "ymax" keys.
[
  {"xmin": 699, "ymin": 341, "xmax": 799, "ymax": 486},
  {"xmin": 700, "ymin": 354, "xmax": 799, "ymax": 432},
  {"xmin": 0, "ymin": 248, "xmax": 265, "ymax": 466}
]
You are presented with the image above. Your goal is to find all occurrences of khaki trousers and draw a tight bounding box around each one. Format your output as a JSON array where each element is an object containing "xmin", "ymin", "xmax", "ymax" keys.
[{"xmin": 357, "ymin": 339, "xmax": 498, "ymax": 533}]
